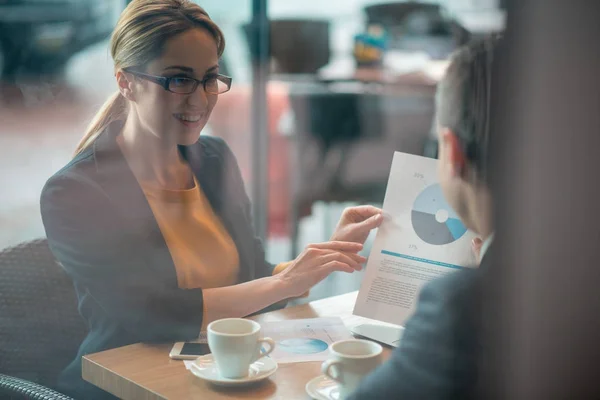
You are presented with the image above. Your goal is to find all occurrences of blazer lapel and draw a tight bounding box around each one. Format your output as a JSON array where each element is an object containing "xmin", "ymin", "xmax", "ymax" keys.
[{"xmin": 92, "ymin": 121, "xmax": 178, "ymax": 284}]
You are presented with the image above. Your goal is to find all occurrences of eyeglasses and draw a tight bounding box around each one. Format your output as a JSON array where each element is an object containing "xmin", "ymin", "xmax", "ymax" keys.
[{"xmin": 123, "ymin": 68, "xmax": 232, "ymax": 95}]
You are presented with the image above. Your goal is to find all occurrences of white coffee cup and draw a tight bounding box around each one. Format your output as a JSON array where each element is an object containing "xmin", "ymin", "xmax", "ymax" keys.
[
  {"xmin": 321, "ymin": 339, "xmax": 383, "ymax": 399},
  {"xmin": 207, "ymin": 318, "xmax": 275, "ymax": 379}
]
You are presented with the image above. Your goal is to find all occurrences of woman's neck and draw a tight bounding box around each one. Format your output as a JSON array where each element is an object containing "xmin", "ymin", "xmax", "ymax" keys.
[{"xmin": 119, "ymin": 114, "xmax": 193, "ymax": 190}]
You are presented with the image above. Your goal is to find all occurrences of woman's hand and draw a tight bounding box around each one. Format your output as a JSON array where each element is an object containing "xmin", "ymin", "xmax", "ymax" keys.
[
  {"xmin": 330, "ymin": 206, "xmax": 383, "ymax": 245},
  {"xmin": 275, "ymin": 241, "xmax": 366, "ymax": 298}
]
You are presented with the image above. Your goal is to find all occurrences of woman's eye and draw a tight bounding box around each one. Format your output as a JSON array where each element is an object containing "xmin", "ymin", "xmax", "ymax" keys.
[{"xmin": 171, "ymin": 77, "xmax": 190, "ymax": 86}]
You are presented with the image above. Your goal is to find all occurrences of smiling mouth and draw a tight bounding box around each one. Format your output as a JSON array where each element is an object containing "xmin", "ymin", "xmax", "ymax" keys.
[{"xmin": 174, "ymin": 113, "xmax": 202, "ymax": 123}]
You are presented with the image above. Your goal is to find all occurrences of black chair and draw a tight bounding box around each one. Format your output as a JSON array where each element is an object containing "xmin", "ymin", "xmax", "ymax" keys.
[
  {"xmin": 0, "ymin": 239, "xmax": 87, "ymax": 392},
  {"xmin": 0, "ymin": 374, "xmax": 75, "ymax": 400}
]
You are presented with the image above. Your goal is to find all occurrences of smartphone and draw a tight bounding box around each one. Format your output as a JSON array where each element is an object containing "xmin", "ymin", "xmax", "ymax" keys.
[{"xmin": 169, "ymin": 342, "xmax": 210, "ymax": 360}]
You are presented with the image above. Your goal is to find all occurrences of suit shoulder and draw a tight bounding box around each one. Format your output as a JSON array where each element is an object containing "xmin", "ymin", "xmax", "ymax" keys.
[
  {"xmin": 45, "ymin": 146, "xmax": 96, "ymax": 183},
  {"xmin": 41, "ymin": 148, "xmax": 100, "ymax": 206},
  {"xmin": 419, "ymin": 267, "xmax": 481, "ymax": 307}
]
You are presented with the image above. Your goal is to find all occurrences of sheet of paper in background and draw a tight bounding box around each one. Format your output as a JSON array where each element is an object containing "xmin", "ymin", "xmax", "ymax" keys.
[
  {"xmin": 354, "ymin": 152, "xmax": 477, "ymax": 327},
  {"xmin": 260, "ymin": 317, "xmax": 354, "ymax": 364}
]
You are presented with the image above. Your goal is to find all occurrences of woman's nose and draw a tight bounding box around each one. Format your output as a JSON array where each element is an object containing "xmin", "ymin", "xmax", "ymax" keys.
[{"xmin": 187, "ymin": 84, "xmax": 209, "ymax": 108}]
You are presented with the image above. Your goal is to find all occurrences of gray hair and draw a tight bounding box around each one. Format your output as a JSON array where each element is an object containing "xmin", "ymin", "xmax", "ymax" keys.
[{"xmin": 435, "ymin": 36, "xmax": 501, "ymax": 182}]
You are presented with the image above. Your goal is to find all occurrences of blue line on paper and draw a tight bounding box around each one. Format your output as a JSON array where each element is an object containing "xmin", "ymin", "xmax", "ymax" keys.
[{"xmin": 381, "ymin": 250, "xmax": 463, "ymax": 270}]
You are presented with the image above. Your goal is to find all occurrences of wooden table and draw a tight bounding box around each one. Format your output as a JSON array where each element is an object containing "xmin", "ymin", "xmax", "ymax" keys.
[{"xmin": 82, "ymin": 291, "xmax": 393, "ymax": 399}]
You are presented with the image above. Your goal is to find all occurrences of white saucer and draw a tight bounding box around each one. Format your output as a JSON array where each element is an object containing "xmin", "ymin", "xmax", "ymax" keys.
[
  {"xmin": 306, "ymin": 375, "xmax": 341, "ymax": 400},
  {"xmin": 189, "ymin": 353, "xmax": 277, "ymax": 387}
]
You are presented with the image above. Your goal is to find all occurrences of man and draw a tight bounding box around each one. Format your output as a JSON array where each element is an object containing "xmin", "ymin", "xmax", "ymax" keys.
[{"xmin": 348, "ymin": 36, "xmax": 499, "ymax": 399}]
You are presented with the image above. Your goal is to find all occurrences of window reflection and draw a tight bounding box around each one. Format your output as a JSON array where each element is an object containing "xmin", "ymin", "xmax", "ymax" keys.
[{"xmin": 0, "ymin": 0, "xmax": 504, "ymax": 305}]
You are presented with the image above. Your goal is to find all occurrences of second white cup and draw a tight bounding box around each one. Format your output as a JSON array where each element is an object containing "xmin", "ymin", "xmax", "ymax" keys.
[
  {"xmin": 207, "ymin": 318, "xmax": 275, "ymax": 379},
  {"xmin": 321, "ymin": 339, "xmax": 383, "ymax": 399}
]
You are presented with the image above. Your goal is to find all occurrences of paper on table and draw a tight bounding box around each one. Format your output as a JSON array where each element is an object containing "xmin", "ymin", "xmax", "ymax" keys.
[
  {"xmin": 260, "ymin": 317, "xmax": 353, "ymax": 364},
  {"xmin": 354, "ymin": 152, "xmax": 477, "ymax": 327},
  {"xmin": 184, "ymin": 360, "xmax": 195, "ymax": 370},
  {"xmin": 184, "ymin": 318, "xmax": 352, "ymax": 366}
]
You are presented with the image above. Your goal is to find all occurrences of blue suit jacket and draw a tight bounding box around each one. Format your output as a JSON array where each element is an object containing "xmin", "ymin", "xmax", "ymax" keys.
[
  {"xmin": 41, "ymin": 121, "xmax": 276, "ymax": 399},
  {"xmin": 348, "ymin": 253, "xmax": 486, "ymax": 399}
]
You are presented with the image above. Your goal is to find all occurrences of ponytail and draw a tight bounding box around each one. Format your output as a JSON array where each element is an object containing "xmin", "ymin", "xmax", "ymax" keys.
[{"xmin": 73, "ymin": 92, "xmax": 126, "ymax": 156}]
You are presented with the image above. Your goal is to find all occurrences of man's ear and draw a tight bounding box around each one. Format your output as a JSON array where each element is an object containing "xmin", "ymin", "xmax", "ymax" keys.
[
  {"xmin": 116, "ymin": 70, "xmax": 135, "ymax": 101},
  {"xmin": 440, "ymin": 128, "xmax": 467, "ymax": 178}
]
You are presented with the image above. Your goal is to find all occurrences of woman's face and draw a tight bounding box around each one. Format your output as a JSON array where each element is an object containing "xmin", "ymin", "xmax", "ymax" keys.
[{"xmin": 129, "ymin": 28, "xmax": 220, "ymax": 146}]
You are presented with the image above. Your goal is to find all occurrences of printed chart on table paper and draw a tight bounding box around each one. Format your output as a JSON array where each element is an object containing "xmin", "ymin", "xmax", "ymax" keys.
[{"xmin": 260, "ymin": 317, "xmax": 354, "ymax": 363}]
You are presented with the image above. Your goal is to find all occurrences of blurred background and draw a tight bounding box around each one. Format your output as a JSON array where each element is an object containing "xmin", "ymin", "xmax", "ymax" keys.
[{"xmin": 0, "ymin": 0, "xmax": 505, "ymax": 302}]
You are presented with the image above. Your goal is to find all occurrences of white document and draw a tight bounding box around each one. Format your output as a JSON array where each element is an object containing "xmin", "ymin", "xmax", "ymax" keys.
[
  {"xmin": 354, "ymin": 152, "xmax": 477, "ymax": 326},
  {"xmin": 184, "ymin": 360, "xmax": 195, "ymax": 370},
  {"xmin": 183, "ymin": 318, "xmax": 352, "ymax": 365},
  {"xmin": 259, "ymin": 317, "xmax": 354, "ymax": 364}
]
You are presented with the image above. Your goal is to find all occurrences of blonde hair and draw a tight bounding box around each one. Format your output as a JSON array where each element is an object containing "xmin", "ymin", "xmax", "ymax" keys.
[{"xmin": 74, "ymin": 0, "xmax": 225, "ymax": 156}]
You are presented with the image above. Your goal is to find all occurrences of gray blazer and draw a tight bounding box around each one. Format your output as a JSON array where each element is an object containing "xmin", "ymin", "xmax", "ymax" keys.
[{"xmin": 41, "ymin": 121, "xmax": 277, "ymax": 399}]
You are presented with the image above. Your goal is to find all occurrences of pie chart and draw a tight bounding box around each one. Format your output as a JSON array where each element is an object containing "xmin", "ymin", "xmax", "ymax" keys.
[
  {"xmin": 278, "ymin": 338, "xmax": 329, "ymax": 354},
  {"xmin": 411, "ymin": 184, "xmax": 467, "ymax": 245}
]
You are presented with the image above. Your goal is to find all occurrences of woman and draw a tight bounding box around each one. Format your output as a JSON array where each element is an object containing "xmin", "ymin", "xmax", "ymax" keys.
[{"xmin": 40, "ymin": 1, "xmax": 382, "ymax": 398}]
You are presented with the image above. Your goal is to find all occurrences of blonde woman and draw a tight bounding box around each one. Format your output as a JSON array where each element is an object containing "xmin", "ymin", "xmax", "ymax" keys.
[{"xmin": 40, "ymin": 1, "xmax": 382, "ymax": 398}]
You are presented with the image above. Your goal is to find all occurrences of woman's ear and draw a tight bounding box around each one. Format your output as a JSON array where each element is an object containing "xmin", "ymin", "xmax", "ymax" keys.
[{"xmin": 116, "ymin": 70, "xmax": 135, "ymax": 101}]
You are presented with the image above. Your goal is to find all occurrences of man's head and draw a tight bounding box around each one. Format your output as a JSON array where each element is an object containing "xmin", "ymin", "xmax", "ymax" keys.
[{"xmin": 436, "ymin": 36, "xmax": 500, "ymax": 238}]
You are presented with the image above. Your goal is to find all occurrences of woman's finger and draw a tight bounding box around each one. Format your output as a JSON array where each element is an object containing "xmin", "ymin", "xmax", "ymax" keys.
[
  {"xmin": 314, "ymin": 248, "xmax": 366, "ymax": 264},
  {"xmin": 307, "ymin": 241, "xmax": 363, "ymax": 253},
  {"xmin": 346, "ymin": 205, "xmax": 382, "ymax": 219},
  {"xmin": 301, "ymin": 248, "xmax": 366, "ymax": 270},
  {"xmin": 358, "ymin": 213, "xmax": 384, "ymax": 230},
  {"xmin": 321, "ymin": 260, "xmax": 355, "ymax": 274},
  {"xmin": 344, "ymin": 252, "xmax": 367, "ymax": 265},
  {"xmin": 337, "ymin": 251, "xmax": 367, "ymax": 266},
  {"xmin": 318, "ymin": 251, "xmax": 364, "ymax": 271}
]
